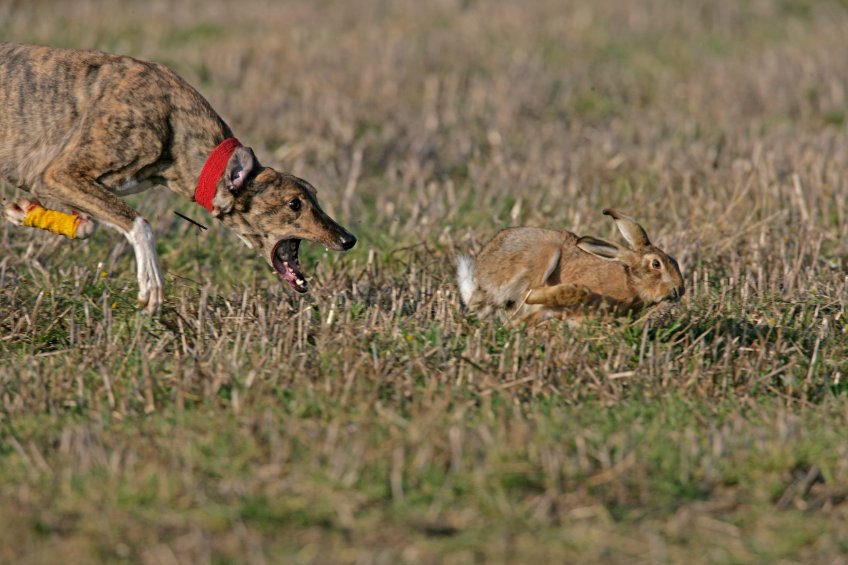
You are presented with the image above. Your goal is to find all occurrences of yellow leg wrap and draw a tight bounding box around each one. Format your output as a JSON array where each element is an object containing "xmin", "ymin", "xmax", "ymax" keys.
[{"xmin": 22, "ymin": 205, "xmax": 81, "ymax": 239}]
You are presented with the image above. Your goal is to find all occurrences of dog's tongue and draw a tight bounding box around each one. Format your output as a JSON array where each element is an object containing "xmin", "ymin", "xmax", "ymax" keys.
[
  {"xmin": 280, "ymin": 261, "xmax": 307, "ymax": 292},
  {"xmin": 272, "ymin": 239, "xmax": 308, "ymax": 293}
]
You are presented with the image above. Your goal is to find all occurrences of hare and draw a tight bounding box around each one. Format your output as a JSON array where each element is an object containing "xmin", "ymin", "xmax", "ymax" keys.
[{"xmin": 457, "ymin": 209, "xmax": 685, "ymax": 325}]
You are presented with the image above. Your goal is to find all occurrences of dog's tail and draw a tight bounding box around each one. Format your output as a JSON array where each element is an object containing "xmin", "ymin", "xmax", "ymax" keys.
[{"xmin": 456, "ymin": 255, "xmax": 478, "ymax": 307}]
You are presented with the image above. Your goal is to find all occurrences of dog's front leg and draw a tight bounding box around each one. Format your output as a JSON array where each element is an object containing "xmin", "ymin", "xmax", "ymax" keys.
[
  {"xmin": 125, "ymin": 217, "xmax": 165, "ymax": 313},
  {"xmin": 39, "ymin": 166, "xmax": 165, "ymax": 313},
  {"xmin": 4, "ymin": 197, "xmax": 99, "ymax": 239}
]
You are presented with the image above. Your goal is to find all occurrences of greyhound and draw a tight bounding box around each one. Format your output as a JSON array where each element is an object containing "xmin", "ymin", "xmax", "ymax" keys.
[{"xmin": 0, "ymin": 42, "xmax": 356, "ymax": 312}]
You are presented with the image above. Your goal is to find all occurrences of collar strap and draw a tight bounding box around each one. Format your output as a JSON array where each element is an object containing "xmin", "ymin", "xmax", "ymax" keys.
[{"xmin": 194, "ymin": 137, "xmax": 242, "ymax": 212}]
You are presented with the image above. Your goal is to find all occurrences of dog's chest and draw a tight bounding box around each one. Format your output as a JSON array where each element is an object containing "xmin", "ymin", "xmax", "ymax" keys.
[{"xmin": 112, "ymin": 177, "xmax": 156, "ymax": 196}]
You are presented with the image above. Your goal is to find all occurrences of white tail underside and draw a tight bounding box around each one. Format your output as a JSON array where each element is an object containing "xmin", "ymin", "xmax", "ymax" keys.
[{"xmin": 456, "ymin": 255, "xmax": 477, "ymax": 306}]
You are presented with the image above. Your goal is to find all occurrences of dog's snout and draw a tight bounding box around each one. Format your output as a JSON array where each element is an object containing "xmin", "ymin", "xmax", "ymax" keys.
[{"xmin": 339, "ymin": 232, "xmax": 357, "ymax": 250}]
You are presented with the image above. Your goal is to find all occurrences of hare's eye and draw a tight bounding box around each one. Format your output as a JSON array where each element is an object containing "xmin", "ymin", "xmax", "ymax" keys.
[
  {"xmin": 651, "ymin": 259, "xmax": 662, "ymax": 269},
  {"xmin": 288, "ymin": 198, "xmax": 302, "ymax": 212}
]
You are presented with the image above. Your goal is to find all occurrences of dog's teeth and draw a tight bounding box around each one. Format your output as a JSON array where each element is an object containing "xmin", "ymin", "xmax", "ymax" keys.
[{"xmin": 296, "ymin": 279, "xmax": 305, "ymax": 286}]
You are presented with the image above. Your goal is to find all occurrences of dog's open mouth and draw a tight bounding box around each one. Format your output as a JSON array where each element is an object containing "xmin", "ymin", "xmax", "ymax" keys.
[{"xmin": 272, "ymin": 239, "xmax": 308, "ymax": 293}]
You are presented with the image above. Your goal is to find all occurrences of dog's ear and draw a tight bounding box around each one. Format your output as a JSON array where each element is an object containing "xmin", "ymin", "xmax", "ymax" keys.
[
  {"xmin": 225, "ymin": 147, "xmax": 259, "ymax": 193},
  {"xmin": 214, "ymin": 147, "xmax": 260, "ymax": 215}
]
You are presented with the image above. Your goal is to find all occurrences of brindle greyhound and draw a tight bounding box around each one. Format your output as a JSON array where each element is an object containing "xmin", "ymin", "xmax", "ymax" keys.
[{"xmin": 0, "ymin": 43, "xmax": 356, "ymax": 312}]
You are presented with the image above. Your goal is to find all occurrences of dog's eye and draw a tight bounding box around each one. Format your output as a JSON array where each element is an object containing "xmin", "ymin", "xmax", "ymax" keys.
[
  {"xmin": 288, "ymin": 198, "xmax": 301, "ymax": 212},
  {"xmin": 651, "ymin": 259, "xmax": 661, "ymax": 269}
]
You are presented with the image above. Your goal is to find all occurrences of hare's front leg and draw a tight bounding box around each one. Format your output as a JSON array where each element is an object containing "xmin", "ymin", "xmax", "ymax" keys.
[
  {"xmin": 525, "ymin": 283, "xmax": 594, "ymax": 308},
  {"xmin": 509, "ymin": 306, "xmax": 559, "ymax": 327},
  {"xmin": 505, "ymin": 283, "xmax": 592, "ymax": 327}
]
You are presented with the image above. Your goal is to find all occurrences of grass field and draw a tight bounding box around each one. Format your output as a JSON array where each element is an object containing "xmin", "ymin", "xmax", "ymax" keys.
[{"xmin": 2, "ymin": 0, "xmax": 848, "ymax": 562}]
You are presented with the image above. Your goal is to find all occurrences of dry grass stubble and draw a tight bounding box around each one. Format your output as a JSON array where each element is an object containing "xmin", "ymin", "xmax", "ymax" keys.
[{"xmin": 1, "ymin": 0, "xmax": 848, "ymax": 563}]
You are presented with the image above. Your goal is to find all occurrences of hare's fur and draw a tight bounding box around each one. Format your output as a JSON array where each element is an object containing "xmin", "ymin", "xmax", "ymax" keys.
[
  {"xmin": 458, "ymin": 209, "xmax": 685, "ymax": 325},
  {"xmin": 457, "ymin": 255, "xmax": 478, "ymax": 306}
]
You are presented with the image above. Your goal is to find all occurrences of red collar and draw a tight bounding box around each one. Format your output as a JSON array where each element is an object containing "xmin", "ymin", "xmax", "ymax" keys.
[{"xmin": 194, "ymin": 137, "xmax": 242, "ymax": 212}]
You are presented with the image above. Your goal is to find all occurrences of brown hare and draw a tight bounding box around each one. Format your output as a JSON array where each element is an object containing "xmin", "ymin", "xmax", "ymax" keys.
[{"xmin": 457, "ymin": 209, "xmax": 685, "ymax": 325}]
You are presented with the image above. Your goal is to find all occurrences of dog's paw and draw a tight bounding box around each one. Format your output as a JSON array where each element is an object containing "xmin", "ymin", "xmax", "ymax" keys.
[
  {"xmin": 136, "ymin": 251, "xmax": 165, "ymax": 314},
  {"xmin": 137, "ymin": 262, "xmax": 165, "ymax": 314},
  {"xmin": 3, "ymin": 202, "xmax": 25, "ymax": 225},
  {"xmin": 130, "ymin": 217, "xmax": 165, "ymax": 315},
  {"xmin": 3, "ymin": 198, "xmax": 41, "ymax": 225},
  {"xmin": 137, "ymin": 285, "xmax": 165, "ymax": 314}
]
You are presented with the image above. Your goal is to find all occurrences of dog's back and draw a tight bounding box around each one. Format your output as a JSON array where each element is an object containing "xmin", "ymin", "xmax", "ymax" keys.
[{"xmin": 0, "ymin": 43, "xmax": 229, "ymax": 193}]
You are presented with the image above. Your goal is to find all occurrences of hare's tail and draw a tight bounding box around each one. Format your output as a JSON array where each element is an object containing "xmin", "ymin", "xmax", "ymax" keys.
[{"xmin": 456, "ymin": 255, "xmax": 478, "ymax": 306}]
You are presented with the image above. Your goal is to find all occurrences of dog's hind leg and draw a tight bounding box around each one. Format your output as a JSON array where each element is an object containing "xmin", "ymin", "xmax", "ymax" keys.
[{"xmin": 38, "ymin": 163, "xmax": 165, "ymax": 314}]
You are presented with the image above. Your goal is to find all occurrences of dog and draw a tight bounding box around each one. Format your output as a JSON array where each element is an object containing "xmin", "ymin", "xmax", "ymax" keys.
[{"xmin": 0, "ymin": 42, "xmax": 356, "ymax": 312}]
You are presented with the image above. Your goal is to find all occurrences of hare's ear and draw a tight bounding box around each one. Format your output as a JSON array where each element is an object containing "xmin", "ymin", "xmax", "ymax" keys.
[
  {"xmin": 576, "ymin": 236, "xmax": 628, "ymax": 261},
  {"xmin": 603, "ymin": 209, "xmax": 651, "ymax": 249}
]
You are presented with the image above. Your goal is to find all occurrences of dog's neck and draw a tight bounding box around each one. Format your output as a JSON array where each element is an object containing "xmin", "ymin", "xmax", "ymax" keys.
[
  {"xmin": 195, "ymin": 138, "xmax": 242, "ymax": 212},
  {"xmin": 170, "ymin": 114, "xmax": 237, "ymax": 201}
]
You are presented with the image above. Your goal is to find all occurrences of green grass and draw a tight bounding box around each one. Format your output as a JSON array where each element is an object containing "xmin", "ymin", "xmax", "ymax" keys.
[{"xmin": 2, "ymin": 395, "xmax": 846, "ymax": 562}]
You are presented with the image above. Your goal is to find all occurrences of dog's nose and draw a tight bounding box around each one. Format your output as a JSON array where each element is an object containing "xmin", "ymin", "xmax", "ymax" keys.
[{"xmin": 339, "ymin": 232, "xmax": 357, "ymax": 250}]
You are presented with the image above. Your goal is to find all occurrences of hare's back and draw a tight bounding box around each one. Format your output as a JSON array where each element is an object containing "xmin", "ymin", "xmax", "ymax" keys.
[
  {"xmin": 475, "ymin": 228, "xmax": 574, "ymax": 301},
  {"xmin": 478, "ymin": 227, "xmax": 577, "ymax": 261}
]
